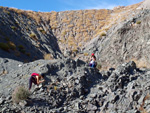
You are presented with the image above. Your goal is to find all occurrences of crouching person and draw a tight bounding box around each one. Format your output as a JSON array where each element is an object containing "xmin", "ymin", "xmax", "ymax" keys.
[{"xmin": 29, "ymin": 73, "xmax": 45, "ymax": 90}]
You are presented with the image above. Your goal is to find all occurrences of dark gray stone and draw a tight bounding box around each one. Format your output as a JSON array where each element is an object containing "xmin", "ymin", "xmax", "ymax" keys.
[{"xmin": 0, "ymin": 97, "xmax": 5, "ymax": 105}]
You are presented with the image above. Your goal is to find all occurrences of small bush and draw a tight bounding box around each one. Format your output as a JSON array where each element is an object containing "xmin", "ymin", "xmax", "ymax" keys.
[
  {"xmin": 29, "ymin": 33, "xmax": 38, "ymax": 41},
  {"xmin": 37, "ymin": 27, "xmax": 46, "ymax": 34},
  {"xmin": 11, "ymin": 26, "xmax": 17, "ymax": 31},
  {"xmin": 84, "ymin": 53, "xmax": 89, "ymax": 56},
  {"xmin": 8, "ymin": 41, "xmax": 16, "ymax": 50},
  {"xmin": 62, "ymin": 31, "xmax": 67, "ymax": 36},
  {"xmin": 72, "ymin": 49, "xmax": 78, "ymax": 53},
  {"xmin": 100, "ymin": 32, "xmax": 106, "ymax": 36},
  {"xmin": 136, "ymin": 21, "xmax": 141, "ymax": 24},
  {"xmin": 12, "ymin": 86, "xmax": 30, "ymax": 104},
  {"xmin": 44, "ymin": 53, "xmax": 53, "ymax": 60},
  {"xmin": 0, "ymin": 42, "xmax": 9, "ymax": 51},
  {"xmin": 28, "ymin": 21, "xmax": 32, "ymax": 25}
]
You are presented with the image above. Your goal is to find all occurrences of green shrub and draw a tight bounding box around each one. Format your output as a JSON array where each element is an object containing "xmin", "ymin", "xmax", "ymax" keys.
[
  {"xmin": 11, "ymin": 26, "xmax": 17, "ymax": 31},
  {"xmin": 7, "ymin": 11, "xmax": 10, "ymax": 15},
  {"xmin": 37, "ymin": 27, "xmax": 46, "ymax": 34},
  {"xmin": 0, "ymin": 42, "xmax": 9, "ymax": 51},
  {"xmin": 12, "ymin": 86, "xmax": 30, "ymax": 104},
  {"xmin": 72, "ymin": 49, "xmax": 78, "ymax": 53},
  {"xmin": 44, "ymin": 53, "xmax": 53, "ymax": 60},
  {"xmin": 136, "ymin": 21, "xmax": 141, "ymax": 24},
  {"xmin": 84, "ymin": 53, "xmax": 89, "ymax": 56},
  {"xmin": 100, "ymin": 32, "xmax": 106, "ymax": 36},
  {"xmin": 29, "ymin": 33, "xmax": 37, "ymax": 40},
  {"xmin": 62, "ymin": 31, "xmax": 67, "ymax": 36}
]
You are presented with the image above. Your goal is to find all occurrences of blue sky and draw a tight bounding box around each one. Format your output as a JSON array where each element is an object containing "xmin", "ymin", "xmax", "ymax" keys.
[{"xmin": 0, "ymin": 0, "xmax": 143, "ymax": 12}]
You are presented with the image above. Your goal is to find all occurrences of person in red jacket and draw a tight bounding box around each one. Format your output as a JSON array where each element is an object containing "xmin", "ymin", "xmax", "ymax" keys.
[
  {"xmin": 29, "ymin": 73, "xmax": 45, "ymax": 90},
  {"xmin": 89, "ymin": 53, "xmax": 97, "ymax": 68}
]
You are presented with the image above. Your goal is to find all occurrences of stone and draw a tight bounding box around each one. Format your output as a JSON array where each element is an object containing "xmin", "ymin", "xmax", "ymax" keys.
[
  {"xmin": 87, "ymin": 103, "xmax": 97, "ymax": 111},
  {"xmin": 2, "ymin": 107, "xmax": 7, "ymax": 112},
  {"xmin": 90, "ymin": 93, "xmax": 97, "ymax": 98},
  {"xmin": 74, "ymin": 102, "xmax": 79, "ymax": 110},
  {"xmin": 0, "ymin": 97, "xmax": 5, "ymax": 105},
  {"xmin": 19, "ymin": 100, "xmax": 27, "ymax": 108},
  {"xmin": 6, "ymin": 95, "xmax": 11, "ymax": 100}
]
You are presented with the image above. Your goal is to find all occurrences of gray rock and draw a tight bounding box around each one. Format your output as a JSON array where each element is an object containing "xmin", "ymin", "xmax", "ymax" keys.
[
  {"xmin": 19, "ymin": 100, "xmax": 27, "ymax": 108},
  {"xmin": 0, "ymin": 97, "xmax": 5, "ymax": 105},
  {"xmin": 87, "ymin": 103, "xmax": 97, "ymax": 111}
]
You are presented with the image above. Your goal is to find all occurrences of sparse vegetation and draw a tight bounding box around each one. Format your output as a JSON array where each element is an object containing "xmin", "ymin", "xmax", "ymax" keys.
[
  {"xmin": 1, "ymin": 3, "xmax": 141, "ymax": 54},
  {"xmin": 96, "ymin": 62, "xmax": 102, "ymax": 70},
  {"xmin": 8, "ymin": 41, "xmax": 16, "ymax": 50},
  {"xmin": 29, "ymin": 33, "xmax": 38, "ymax": 41},
  {"xmin": 136, "ymin": 21, "xmax": 141, "ymax": 24},
  {"xmin": 11, "ymin": 26, "xmax": 17, "ymax": 31},
  {"xmin": 62, "ymin": 31, "xmax": 67, "ymax": 36},
  {"xmin": 37, "ymin": 27, "xmax": 46, "ymax": 34},
  {"xmin": 44, "ymin": 53, "xmax": 53, "ymax": 60},
  {"xmin": 18, "ymin": 45, "xmax": 26, "ymax": 53},
  {"xmin": 28, "ymin": 21, "xmax": 32, "ymax": 25},
  {"xmin": 0, "ymin": 42, "xmax": 9, "ymax": 52},
  {"xmin": 72, "ymin": 49, "xmax": 78, "ymax": 53},
  {"xmin": 84, "ymin": 53, "xmax": 89, "ymax": 56},
  {"xmin": 12, "ymin": 85, "xmax": 30, "ymax": 104},
  {"xmin": 100, "ymin": 32, "xmax": 106, "ymax": 36},
  {"xmin": 139, "ymin": 93, "xmax": 150, "ymax": 113}
]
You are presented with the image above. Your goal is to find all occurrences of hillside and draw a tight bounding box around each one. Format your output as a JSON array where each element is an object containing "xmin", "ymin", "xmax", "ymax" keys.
[
  {"xmin": 83, "ymin": 4, "xmax": 150, "ymax": 70},
  {"xmin": 1, "ymin": 57, "xmax": 150, "ymax": 113},
  {"xmin": 0, "ymin": 2, "xmax": 141, "ymax": 59},
  {"xmin": 1, "ymin": 0, "xmax": 150, "ymax": 112},
  {"xmin": 0, "ymin": 7, "xmax": 62, "ymax": 62}
]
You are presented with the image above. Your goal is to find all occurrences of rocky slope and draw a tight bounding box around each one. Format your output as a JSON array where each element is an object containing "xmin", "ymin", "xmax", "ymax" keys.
[
  {"xmin": 1, "ymin": 0, "xmax": 150, "ymax": 113},
  {"xmin": 139, "ymin": 0, "xmax": 150, "ymax": 9},
  {"xmin": 0, "ymin": 7, "xmax": 61, "ymax": 62},
  {"xmin": 0, "ymin": 2, "xmax": 142, "ymax": 58},
  {"xmin": 0, "ymin": 57, "xmax": 150, "ymax": 113},
  {"xmin": 83, "ymin": 8, "xmax": 150, "ymax": 70}
]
